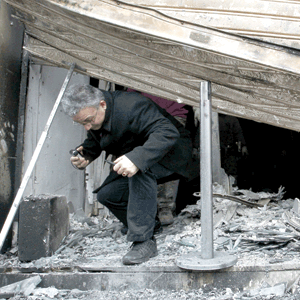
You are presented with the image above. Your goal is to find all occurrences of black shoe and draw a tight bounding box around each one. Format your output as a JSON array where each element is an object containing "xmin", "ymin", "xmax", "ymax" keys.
[
  {"xmin": 121, "ymin": 220, "xmax": 163, "ymax": 236},
  {"xmin": 122, "ymin": 237, "xmax": 158, "ymax": 265}
]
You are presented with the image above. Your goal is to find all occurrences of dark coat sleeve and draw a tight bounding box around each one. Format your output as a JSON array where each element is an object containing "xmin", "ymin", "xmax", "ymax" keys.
[
  {"xmin": 77, "ymin": 131, "xmax": 102, "ymax": 163},
  {"xmin": 119, "ymin": 94, "xmax": 180, "ymax": 172}
]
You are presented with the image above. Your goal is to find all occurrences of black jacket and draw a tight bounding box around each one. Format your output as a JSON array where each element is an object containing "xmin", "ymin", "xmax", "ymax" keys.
[{"xmin": 79, "ymin": 90, "xmax": 197, "ymax": 189}]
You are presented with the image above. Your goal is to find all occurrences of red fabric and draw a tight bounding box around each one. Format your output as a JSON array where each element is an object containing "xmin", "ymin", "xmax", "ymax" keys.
[{"xmin": 127, "ymin": 89, "xmax": 188, "ymax": 118}]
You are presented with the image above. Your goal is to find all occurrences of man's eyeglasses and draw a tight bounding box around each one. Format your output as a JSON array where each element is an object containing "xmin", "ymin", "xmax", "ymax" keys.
[{"xmin": 74, "ymin": 108, "xmax": 98, "ymax": 126}]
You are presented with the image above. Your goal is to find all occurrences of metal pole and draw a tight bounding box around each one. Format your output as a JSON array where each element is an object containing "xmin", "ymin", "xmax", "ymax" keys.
[
  {"xmin": 176, "ymin": 81, "xmax": 237, "ymax": 270},
  {"xmin": 200, "ymin": 81, "xmax": 214, "ymax": 259},
  {"xmin": 0, "ymin": 63, "xmax": 75, "ymax": 251}
]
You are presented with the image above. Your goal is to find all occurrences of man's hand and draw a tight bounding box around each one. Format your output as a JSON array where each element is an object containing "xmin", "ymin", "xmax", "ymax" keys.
[
  {"xmin": 70, "ymin": 146, "xmax": 90, "ymax": 169},
  {"xmin": 113, "ymin": 155, "xmax": 139, "ymax": 177}
]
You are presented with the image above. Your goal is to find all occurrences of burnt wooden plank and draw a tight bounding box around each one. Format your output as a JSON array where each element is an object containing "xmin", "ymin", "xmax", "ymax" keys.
[
  {"xmin": 6, "ymin": 0, "xmax": 300, "ymax": 131},
  {"xmin": 10, "ymin": 0, "xmax": 300, "ymax": 96},
  {"xmin": 15, "ymin": 11, "xmax": 300, "ymax": 110},
  {"xmin": 24, "ymin": 37, "xmax": 300, "ymax": 131},
  {"xmin": 124, "ymin": 0, "xmax": 300, "ymax": 49}
]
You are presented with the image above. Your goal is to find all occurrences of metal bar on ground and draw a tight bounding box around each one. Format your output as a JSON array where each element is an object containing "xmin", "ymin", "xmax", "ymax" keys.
[
  {"xmin": 0, "ymin": 63, "xmax": 76, "ymax": 252},
  {"xmin": 176, "ymin": 81, "xmax": 237, "ymax": 270}
]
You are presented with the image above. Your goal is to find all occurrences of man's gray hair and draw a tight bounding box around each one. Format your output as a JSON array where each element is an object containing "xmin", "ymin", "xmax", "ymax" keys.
[{"xmin": 61, "ymin": 84, "xmax": 105, "ymax": 117}]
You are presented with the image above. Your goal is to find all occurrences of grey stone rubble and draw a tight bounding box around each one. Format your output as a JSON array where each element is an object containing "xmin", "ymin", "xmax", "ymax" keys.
[
  {"xmin": 0, "ymin": 276, "xmax": 41, "ymax": 298},
  {"xmin": 2, "ymin": 185, "xmax": 300, "ymax": 299},
  {"xmin": 3, "ymin": 285, "xmax": 299, "ymax": 300}
]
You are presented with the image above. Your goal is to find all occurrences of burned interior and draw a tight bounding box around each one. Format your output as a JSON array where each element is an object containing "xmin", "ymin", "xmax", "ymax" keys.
[{"xmin": 2, "ymin": 0, "xmax": 300, "ymax": 299}]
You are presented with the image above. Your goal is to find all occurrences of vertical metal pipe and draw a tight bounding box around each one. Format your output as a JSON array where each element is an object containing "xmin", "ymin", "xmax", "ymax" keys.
[{"xmin": 200, "ymin": 81, "xmax": 214, "ymax": 259}]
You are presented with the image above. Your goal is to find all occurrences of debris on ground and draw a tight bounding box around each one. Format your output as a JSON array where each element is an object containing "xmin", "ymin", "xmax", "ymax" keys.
[
  {"xmin": 0, "ymin": 276, "xmax": 41, "ymax": 298},
  {"xmin": 4, "ymin": 283, "xmax": 300, "ymax": 300},
  {"xmin": 2, "ymin": 185, "xmax": 300, "ymax": 299}
]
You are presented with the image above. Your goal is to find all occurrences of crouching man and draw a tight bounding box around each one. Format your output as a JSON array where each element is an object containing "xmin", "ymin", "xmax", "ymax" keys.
[{"xmin": 61, "ymin": 84, "xmax": 196, "ymax": 265}]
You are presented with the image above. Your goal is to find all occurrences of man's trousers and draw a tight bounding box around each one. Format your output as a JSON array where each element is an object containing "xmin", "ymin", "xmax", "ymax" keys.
[{"xmin": 96, "ymin": 163, "xmax": 174, "ymax": 242}]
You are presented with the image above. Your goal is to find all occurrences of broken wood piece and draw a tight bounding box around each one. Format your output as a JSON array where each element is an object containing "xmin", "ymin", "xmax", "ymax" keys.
[
  {"xmin": 0, "ymin": 275, "xmax": 41, "ymax": 297},
  {"xmin": 249, "ymin": 282, "xmax": 286, "ymax": 297},
  {"xmin": 237, "ymin": 186, "xmax": 285, "ymax": 202},
  {"xmin": 258, "ymin": 198, "xmax": 271, "ymax": 206},
  {"xmin": 213, "ymin": 203, "xmax": 238, "ymax": 228},
  {"xmin": 293, "ymin": 198, "xmax": 300, "ymax": 215},
  {"xmin": 286, "ymin": 275, "xmax": 300, "ymax": 294},
  {"xmin": 283, "ymin": 211, "xmax": 300, "ymax": 231},
  {"xmin": 0, "ymin": 292, "xmax": 15, "ymax": 298}
]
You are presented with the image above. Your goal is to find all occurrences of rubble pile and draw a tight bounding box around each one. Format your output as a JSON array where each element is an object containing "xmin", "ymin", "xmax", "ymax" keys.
[
  {"xmin": 1, "ymin": 276, "xmax": 300, "ymax": 300},
  {"xmin": 2, "ymin": 186, "xmax": 300, "ymax": 299}
]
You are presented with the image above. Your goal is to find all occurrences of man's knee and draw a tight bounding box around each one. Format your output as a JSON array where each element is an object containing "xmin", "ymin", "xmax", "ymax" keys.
[
  {"xmin": 97, "ymin": 184, "xmax": 129, "ymax": 207},
  {"xmin": 96, "ymin": 185, "xmax": 111, "ymax": 206}
]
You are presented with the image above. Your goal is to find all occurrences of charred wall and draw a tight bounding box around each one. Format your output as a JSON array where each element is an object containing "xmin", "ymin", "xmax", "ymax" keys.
[{"xmin": 0, "ymin": 0, "xmax": 24, "ymax": 250}]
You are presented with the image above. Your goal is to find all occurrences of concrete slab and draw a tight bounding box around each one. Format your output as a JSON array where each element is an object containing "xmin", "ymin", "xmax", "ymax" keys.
[{"xmin": 0, "ymin": 263, "xmax": 299, "ymax": 292}]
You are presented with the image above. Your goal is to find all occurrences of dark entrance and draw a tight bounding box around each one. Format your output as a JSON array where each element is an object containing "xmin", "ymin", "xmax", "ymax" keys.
[{"xmin": 238, "ymin": 119, "xmax": 300, "ymax": 199}]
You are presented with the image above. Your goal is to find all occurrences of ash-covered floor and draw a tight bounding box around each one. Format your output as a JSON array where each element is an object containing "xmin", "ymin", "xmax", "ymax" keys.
[{"xmin": 2, "ymin": 184, "xmax": 300, "ymax": 299}]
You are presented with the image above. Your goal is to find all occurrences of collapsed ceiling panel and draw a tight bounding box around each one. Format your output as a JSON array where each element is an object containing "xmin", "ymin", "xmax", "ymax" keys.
[
  {"xmin": 5, "ymin": 0, "xmax": 300, "ymax": 131},
  {"xmin": 124, "ymin": 0, "xmax": 300, "ymax": 50}
]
